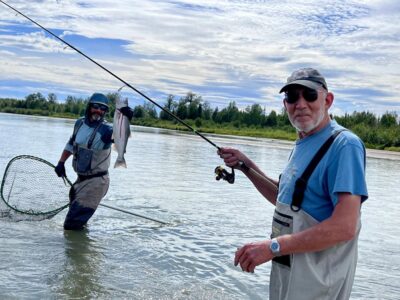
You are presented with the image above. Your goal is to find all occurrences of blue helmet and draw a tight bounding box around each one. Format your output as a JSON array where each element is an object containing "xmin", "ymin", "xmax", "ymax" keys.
[{"xmin": 88, "ymin": 93, "xmax": 109, "ymax": 108}]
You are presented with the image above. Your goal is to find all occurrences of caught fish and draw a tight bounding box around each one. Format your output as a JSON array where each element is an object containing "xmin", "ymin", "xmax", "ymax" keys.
[{"xmin": 113, "ymin": 97, "xmax": 131, "ymax": 168}]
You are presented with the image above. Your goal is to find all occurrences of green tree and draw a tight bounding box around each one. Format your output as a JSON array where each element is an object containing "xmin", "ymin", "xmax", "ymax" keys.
[
  {"xmin": 106, "ymin": 92, "xmax": 119, "ymax": 111},
  {"xmin": 176, "ymin": 98, "xmax": 188, "ymax": 120},
  {"xmin": 380, "ymin": 112, "xmax": 398, "ymax": 127},
  {"xmin": 47, "ymin": 93, "xmax": 57, "ymax": 104},
  {"xmin": 277, "ymin": 108, "xmax": 291, "ymax": 127},
  {"xmin": 212, "ymin": 107, "xmax": 220, "ymax": 122},
  {"xmin": 25, "ymin": 92, "xmax": 47, "ymax": 109},
  {"xmin": 144, "ymin": 102, "xmax": 158, "ymax": 119},
  {"xmin": 218, "ymin": 101, "xmax": 239, "ymax": 123},
  {"xmin": 160, "ymin": 95, "xmax": 176, "ymax": 121},
  {"xmin": 132, "ymin": 105, "xmax": 145, "ymax": 118},
  {"xmin": 242, "ymin": 104, "xmax": 264, "ymax": 126},
  {"xmin": 186, "ymin": 93, "xmax": 202, "ymax": 120},
  {"xmin": 202, "ymin": 101, "xmax": 212, "ymax": 120},
  {"xmin": 265, "ymin": 110, "xmax": 278, "ymax": 127}
]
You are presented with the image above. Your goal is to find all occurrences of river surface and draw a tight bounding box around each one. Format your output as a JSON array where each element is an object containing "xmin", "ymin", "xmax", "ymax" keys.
[{"xmin": 0, "ymin": 113, "xmax": 399, "ymax": 299}]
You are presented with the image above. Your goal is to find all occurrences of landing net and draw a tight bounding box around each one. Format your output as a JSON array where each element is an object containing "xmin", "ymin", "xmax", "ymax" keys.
[{"xmin": 0, "ymin": 155, "xmax": 70, "ymax": 221}]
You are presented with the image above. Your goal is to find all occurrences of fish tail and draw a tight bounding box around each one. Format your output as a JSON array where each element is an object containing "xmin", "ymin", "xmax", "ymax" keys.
[{"xmin": 114, "ymin": 157, "xmax": 127, "ymax": 168}]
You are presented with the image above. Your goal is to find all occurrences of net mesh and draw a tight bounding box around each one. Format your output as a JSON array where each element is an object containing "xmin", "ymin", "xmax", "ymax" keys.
[{"xmin": 0, "ymin": 155, "xmax": 70, "ymax": 221}]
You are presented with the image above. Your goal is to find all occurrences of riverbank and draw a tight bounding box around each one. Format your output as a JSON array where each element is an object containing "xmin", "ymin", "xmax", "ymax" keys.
[
  {"xmin": 1, "ymin": 95, "xmax": 399, "ymax": 152},
  {"xmin": 1, "ymin": 112, "xmax": 400, "ymax": 158},
  {"xmin": 133, "ymin": 123, "xmax": 400, "ymax": 161}
]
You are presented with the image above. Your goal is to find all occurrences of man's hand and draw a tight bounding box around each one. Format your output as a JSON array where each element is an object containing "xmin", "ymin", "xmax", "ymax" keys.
[
  {"xmin": 234, "ymin": 240, "xmax": 273, "ymax": 273},
  {"xmin": 119, "ymin": 106, "xmax": 133, "ymax": 121},
  {"xmin": 55, "ymin": 161, "xmax": 66, "ymax": 177},
  {"xmin": 218, "ymin": 147, "xmax": 249, "ymax": 170}
]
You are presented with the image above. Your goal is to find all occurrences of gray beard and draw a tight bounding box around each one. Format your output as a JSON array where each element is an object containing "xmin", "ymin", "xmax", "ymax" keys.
[
  {"xmin": 91, "ymin": 114, "xmax": 102, "ymax": 122},
  {"xmin": 289, "ymin": 108, "xmax": 327, "ymax": 134}
]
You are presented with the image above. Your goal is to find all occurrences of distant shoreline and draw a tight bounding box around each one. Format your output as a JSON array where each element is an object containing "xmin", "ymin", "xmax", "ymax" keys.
[
  {"xmin": 135, "ymin": 124, "xmax": 400, "ymax": 161},
  {"xmin": 1, "ymin": 112, "xmax": 400, "ymax": 161}
]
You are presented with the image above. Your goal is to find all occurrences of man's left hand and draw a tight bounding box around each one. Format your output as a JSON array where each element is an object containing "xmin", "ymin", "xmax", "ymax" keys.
[
  {"xmin": 120, "ymin": 106, "xmax": 133, "ymax": 121},
  {"xmin": 234, "ymin": 240, "xmax": 273, "ymax": 273},
  {"xmin": 55, "ymin": 161, "xmax": 66, "ymax": 178}
]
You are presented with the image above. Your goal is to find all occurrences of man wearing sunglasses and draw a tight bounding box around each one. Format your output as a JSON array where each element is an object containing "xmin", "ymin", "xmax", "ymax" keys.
[
  {"xmin": 54, "ymin": 92, "xmax": 133, "ymax": 230},
  {"xmin": 219, "ymin": 68, "xmax": 368, "ymax": 299}
]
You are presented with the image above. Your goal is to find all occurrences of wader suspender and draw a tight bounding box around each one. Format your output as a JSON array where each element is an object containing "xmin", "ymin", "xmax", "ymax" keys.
[
  {"xmin": 291, "ymin": 129, "xmax": 346, "ymax": 212},
  {"xmin": 72, "ymin": 119, "xmax": 102, "ymax": 149},
  {"xmin": 71, "ymin": 119, "xmax": 83, "ymax": 143},
  {"xmin": 72, "ymin": 119, "xmax": 107, "ymax": 180}
]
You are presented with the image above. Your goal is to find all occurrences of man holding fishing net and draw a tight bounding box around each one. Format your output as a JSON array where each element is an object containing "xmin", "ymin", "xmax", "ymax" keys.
[
  {"xmin": 219, "ymin": 68, "xmax": 368, "ymax": 299},
  {"xmin": 54, "ymin": 93, "xmax": 133, "ymax": 230}
]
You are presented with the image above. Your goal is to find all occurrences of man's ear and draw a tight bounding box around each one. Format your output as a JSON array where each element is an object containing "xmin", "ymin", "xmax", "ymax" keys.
[
  {"xmin": 325, "ymin": 92, "xmax": 334, "ymax": 109},
  {"xmin": 283, "ymin": 99, "xmax": 287, "ymax": 111}
]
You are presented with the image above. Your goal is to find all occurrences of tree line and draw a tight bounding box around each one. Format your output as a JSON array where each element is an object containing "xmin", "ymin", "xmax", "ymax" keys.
[{"xmin": 0, "ymin": 92, "xmax": 399, "ymax": 151}]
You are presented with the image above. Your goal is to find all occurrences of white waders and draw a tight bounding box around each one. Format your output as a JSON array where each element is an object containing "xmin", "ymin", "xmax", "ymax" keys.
[
  {"xmin": 269, "ymin": 201, "xmax": 361, "ymax": 300},
  {"xmin": 269, "ymin": 130, "xmax": 361, "ymax": 299}
]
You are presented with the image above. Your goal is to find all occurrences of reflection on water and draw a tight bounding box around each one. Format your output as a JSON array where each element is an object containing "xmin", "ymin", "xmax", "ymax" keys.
[
  {"xmin": 0, "ymin": 113, "xmax": 399, "ymax": 299},
  {"xmin": 59, "ymin": 230, "xmax": 108, "ymax": 299}
]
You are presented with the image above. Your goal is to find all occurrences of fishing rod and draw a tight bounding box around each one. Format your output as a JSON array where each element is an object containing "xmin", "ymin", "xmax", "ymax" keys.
[
  {"xmin": 1, "ymin": 0, "xmax": 245, "ymax": 184},
  {"xmin": 0, "ymin": 0, "xmax": 220, "ymax": 150},
  {"xmin": 61, "ymin": 166, "xmax": 169, "ymax": 225},
  {"xmin": 99, "ymin": 203, "xmax": 168, "ymax": 225}
]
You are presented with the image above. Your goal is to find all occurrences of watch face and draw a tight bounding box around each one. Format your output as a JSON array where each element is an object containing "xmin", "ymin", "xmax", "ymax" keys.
[{"xmin": 270, "ymin": 239, "xmax": 280, "ymax": 254}]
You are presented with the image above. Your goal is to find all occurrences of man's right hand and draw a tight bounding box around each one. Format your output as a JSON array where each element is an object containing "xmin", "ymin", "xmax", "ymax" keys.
[
  {"xmin": 218, "ymin": 147, "xmax": 248, "ymax": 169},
  {"xmin": 55, "ymin": 161, "xmax": 66, "ymax": 177}
]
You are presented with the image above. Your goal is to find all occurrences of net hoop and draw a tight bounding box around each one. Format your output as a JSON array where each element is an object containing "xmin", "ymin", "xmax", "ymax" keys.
[{"xmin": 0, "ymin": 155, "xmax": 70, "ymax": 217}]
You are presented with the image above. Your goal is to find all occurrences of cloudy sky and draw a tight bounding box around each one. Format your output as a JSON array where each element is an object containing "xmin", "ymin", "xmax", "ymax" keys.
[{"xmin": 0, "ymin": 0, "xmax": 399, "ymax": 116}]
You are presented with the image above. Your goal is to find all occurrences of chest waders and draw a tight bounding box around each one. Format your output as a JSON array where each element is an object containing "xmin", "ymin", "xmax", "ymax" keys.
[
  {"xmin": 270, "ymin": 130, "xmax": 360, "ymax": 300},
  {"xmin": 71, "ymin": 119, "xmax": 111, "ymax": 177},
  {"xmin": 64, "ymin": 119, "xmax": 111, "ymax": 230}
]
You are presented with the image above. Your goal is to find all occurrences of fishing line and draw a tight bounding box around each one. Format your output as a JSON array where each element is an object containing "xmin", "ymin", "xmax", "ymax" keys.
[
  {"xmin": 99, "ymin": 203, "xmax": 168, "ymax": 225},
  {"xmin": 0, "ymin": 0, "xmax": 220, "ymax": 150},
  {"xmin": 1, "ymin": 0, "xmax": 251, "ymax": 184}
]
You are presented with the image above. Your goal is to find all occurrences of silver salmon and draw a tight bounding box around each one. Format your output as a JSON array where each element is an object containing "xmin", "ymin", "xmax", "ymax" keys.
[{"xmin": 113, "ymin": 97, "xmax": 131, "ymax": 168}]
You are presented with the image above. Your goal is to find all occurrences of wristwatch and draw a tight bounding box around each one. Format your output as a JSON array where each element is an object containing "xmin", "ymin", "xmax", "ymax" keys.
[{"xmin": 269, "ymin": 238, "xmax": 281, "ymax": 256}]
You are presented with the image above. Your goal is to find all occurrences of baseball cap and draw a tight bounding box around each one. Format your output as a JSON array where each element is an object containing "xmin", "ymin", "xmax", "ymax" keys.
[
  {"xmin": 279, "ymin": 68, "xmax": 328, "ymax": 93},
  {"xmin": 88, "ymin": 93, "xmax": 109, "ymax": 108}
]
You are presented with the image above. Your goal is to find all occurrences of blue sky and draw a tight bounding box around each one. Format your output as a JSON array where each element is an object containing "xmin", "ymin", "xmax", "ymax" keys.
[{"xmin": 0, "ymin": 0, "xmax": 399, "ymax": 116}]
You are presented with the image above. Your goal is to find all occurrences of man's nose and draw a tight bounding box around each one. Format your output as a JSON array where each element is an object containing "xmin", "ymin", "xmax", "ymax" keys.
[{"xmin": 294, "ymin": 93, "xmax": 308, "ymax": 108}]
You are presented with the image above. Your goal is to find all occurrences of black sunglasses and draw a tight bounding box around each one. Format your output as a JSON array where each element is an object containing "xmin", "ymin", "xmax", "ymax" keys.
[
  {"xmin": 284, "ymin": 87, "xmax": 320, "ymax": 104},
  {"xmin": 90, "ymin": 103, "xmax": 108, "ymax": 111}
]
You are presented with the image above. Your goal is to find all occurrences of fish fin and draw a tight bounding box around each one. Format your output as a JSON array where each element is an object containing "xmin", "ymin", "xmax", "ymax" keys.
[
  {"xmin": 112, "ymin": 143, "xmax": 118, "ymax": 152},
  {"xmin": 114, "ymin": 158, "xmax": 127, "ymax": 168}
]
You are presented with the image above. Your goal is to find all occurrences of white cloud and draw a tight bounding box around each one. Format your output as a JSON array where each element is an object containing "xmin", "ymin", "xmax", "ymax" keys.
[
  {"xmin": 0, "ymin": 31, "xmax": 74, "ymax": 53},
  {"xmin": 0, "ymin": 0, "xmax": 399, "ymax": 115}
]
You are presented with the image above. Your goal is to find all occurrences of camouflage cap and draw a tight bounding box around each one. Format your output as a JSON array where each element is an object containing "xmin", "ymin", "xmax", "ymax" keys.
[{"xmin": 279, "ymin": 68, "xmax": 328, "ymax": 93}]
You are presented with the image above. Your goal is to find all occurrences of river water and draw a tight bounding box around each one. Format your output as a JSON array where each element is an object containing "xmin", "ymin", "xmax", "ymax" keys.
[{"xmin": 0, "ymin": 112, "xmax": 399, "ymax": 299}]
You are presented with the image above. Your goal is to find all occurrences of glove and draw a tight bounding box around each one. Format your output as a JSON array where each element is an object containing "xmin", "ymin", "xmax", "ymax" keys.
[
  {"xmin": 55, "ymin": 161, "xmax": 66, "ymax": 177},
  {"xmin": 119, "ymin": 106, "xmax": 133, "ymax": 121}
]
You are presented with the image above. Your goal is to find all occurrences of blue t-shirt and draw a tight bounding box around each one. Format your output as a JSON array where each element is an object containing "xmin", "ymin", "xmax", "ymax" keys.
[{"xmin": 277, "ymin": 120, "xmax": 368, "ymax": 222}]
